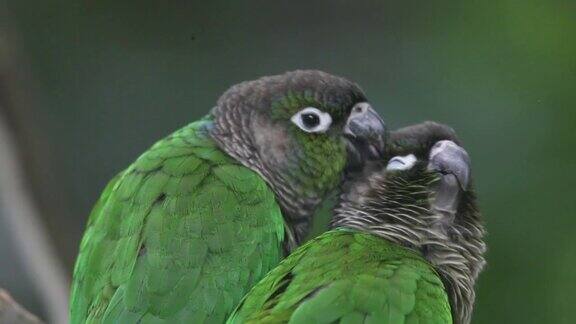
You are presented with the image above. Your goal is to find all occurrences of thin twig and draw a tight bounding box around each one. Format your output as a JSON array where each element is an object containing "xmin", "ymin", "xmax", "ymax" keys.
[{"xmin": 0, "ymin": 289, "xmax": 44, "ymax": 324}]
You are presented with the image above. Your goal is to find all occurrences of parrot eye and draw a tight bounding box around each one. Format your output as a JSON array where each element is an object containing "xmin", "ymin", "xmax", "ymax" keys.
[{"xmin": 290, "ymin": 107, "xmax": 332, "ymax": 133}]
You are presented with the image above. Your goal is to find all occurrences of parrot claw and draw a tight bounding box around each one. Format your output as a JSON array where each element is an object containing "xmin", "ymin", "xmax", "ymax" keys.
[{"xmin": 427, "ymin": 140, "xmax": 471, "ymax": 217}]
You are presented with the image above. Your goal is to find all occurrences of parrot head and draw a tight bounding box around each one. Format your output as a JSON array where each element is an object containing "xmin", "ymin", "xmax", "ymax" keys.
[
  {"xmin": 332, "ymin": 141, "xmax": 486, "ymax": 324},
  {"xmin": 210, "ymin": 70, "xmax": 386, "ymax": 244}
]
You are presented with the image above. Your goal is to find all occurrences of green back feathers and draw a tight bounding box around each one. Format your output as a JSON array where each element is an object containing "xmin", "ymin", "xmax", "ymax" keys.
[
  {"xmin": 228, "ymin": 230, "xmax": 452, "ymax": 324},
  {"xmin": 70, "ymin": 119, "xmax": 285, "ymax": 323}
]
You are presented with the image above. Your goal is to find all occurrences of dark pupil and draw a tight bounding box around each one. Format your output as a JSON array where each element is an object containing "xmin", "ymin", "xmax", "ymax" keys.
[{"xmin": 301, "ymin": 113, "xmax": 320, "ymax": 128}]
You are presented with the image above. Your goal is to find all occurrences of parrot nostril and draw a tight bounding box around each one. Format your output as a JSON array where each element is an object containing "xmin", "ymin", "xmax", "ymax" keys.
[{"xmin": 353, "ymin": 103, "xmax": 369, "ymax": 114}]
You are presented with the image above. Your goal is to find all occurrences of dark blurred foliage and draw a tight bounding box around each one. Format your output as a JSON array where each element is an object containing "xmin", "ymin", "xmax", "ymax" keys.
[{"xmin": 1, "ymin": 0, "xmax": 575, "ymax": 322}]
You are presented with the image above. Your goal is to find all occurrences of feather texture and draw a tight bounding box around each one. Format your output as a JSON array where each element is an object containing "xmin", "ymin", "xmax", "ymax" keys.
[
  {"xmin": 227, "ymin": 230, "xmax": 451, "ymax": 324},
  {"xmin": 70, "ymin": 119, "xmax": 285, "ymax": 323}
]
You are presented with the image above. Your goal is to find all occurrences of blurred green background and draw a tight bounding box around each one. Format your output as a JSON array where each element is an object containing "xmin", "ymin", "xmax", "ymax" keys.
[{"xmin": 0, "ymin": 0, "xmax": 574, "ymax": 323}]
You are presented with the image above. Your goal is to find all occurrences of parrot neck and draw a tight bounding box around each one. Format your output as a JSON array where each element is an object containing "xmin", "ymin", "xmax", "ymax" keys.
[
  {"xmin": 331, "ymin": 169, "xmax": 485, "ymax": 324},
  {"xmin": 207, "ymin": 116, "xmax": 319, "ymax": 252}
]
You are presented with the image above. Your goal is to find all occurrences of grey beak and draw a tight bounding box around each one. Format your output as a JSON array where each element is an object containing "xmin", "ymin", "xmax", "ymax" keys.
[
  {"xmin": 343, "ymin": 102, "xmax": 387, "ymax": 160},
  {"xmin": 428, "ymin": 140, "xmax": 471, "ymax": 190},
  {"xmin": 427, "ymin": 140, "xmax": 471, "ymax": 216}
]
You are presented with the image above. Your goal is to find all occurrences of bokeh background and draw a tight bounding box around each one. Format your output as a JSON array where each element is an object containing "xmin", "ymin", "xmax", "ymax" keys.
[{"xmin": 0, "ymin": 0, "xmax": 574, "ymax": 323}]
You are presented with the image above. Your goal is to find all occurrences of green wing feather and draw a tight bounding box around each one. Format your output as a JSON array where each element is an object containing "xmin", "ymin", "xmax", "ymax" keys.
[
  {"xmin": 70, "ymin": 119, "xmax": 285, "ymax": 323},
  {"xmin": 227, "ymin": 230, "xmax": 452, "ymax": 324}
]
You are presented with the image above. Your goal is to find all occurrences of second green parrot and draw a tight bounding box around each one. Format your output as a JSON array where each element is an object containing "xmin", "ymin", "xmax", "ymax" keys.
[{"xmin": 228, "ymin": 140, "xmax": 486, "ymax": 324}]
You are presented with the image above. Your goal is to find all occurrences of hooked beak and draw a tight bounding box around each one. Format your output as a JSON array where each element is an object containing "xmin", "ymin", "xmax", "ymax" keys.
[{"xmin": 343, "ymin": 102, "xmax": 387, "ymax": 169}]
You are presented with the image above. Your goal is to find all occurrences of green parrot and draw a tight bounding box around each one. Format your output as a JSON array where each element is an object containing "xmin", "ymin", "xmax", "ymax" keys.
[
  {"xmin": 69, "ymin": 70, "xmax": 389, "ymax": 323},
  {"xmin": 227, "ymin": 140, "xmax": 486, "ymax": 324}
]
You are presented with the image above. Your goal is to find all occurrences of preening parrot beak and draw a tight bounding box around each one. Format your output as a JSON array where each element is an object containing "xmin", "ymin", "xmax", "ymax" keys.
[{"xmin": 343, "ymin": 102, "xmax": 387, "ymax": 169}]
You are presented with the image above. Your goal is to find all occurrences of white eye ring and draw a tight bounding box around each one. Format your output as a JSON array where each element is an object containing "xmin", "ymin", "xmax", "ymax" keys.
[
  {"xmin": 386, "ymin": 154, "xmax": 417, "ymax": 171},
  {"xmin": 290, "ymin": 107, "xmax": 332, "ymax": 133}
]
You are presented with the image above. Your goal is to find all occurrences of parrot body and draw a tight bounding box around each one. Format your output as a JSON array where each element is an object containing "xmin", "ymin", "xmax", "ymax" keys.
[
  {"xmin": 71, "ymin": 119, "xmax": 285, "ymax": 323},
  {"xmin": 70, "ymin": 70, "xmax": 387, "ymax": 323},
  {"xmin": 229, "ymin": 141, "xmax": 485, "ymax": 324},
  {"xmin": 227, "ymin": 229, "xmax": 452, "ymax": 324}
]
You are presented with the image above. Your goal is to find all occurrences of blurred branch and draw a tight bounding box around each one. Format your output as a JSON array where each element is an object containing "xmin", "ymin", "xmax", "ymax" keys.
[
  {"xmin": 0, "ymin": 5, "xmax": 69, "ymax": 324},
  {"xmin": 0, "ymin": 98, "xmax": 69, "ymax": 323},
  {"xmin": 0, "ymin": 0, "xmax": 77, "ymax": 272},
  {"xmin": 0, "ymin": 289, "xmax": 43, "ymax": 324}
]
